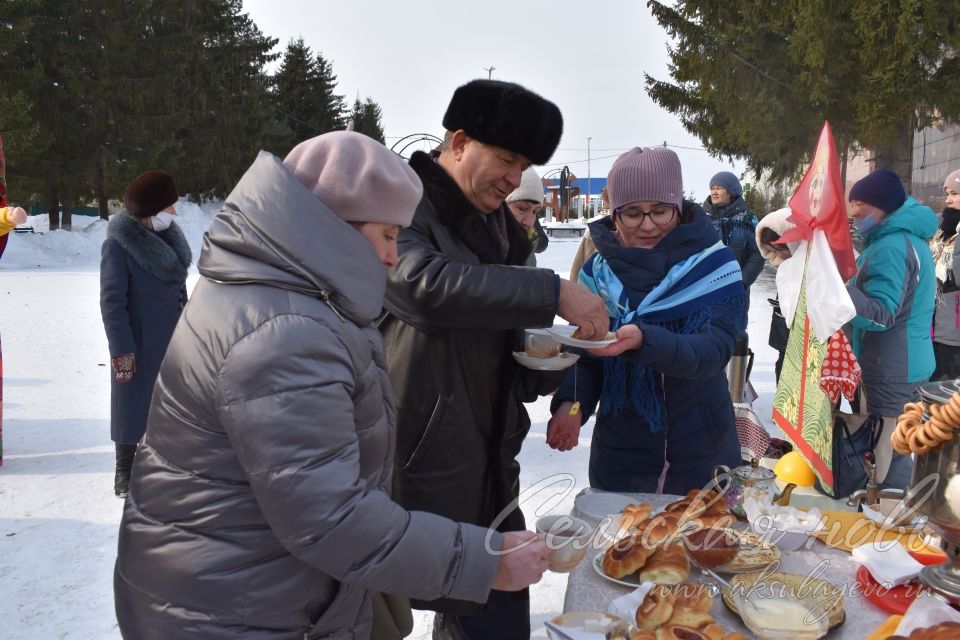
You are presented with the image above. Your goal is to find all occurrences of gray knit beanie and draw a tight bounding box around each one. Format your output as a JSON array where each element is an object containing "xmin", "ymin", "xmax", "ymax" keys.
[
  {"xmin": 709, "ymin": 171, "xmax": 743, "ymax": 198},
  {"xmin": 505, "ymin": 167, "xmax": 544, "ymax": 205},
  {"xmin": 608, "ymin": 147, "xmax": 682, "ymax": 211},
  {"xmin": 945, "ymin": 170, "xmax": 960, "ymax": 194}
]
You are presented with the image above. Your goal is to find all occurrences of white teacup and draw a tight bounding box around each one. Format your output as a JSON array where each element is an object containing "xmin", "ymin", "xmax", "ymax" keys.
[
  {"xmin": 535, "ymin": 515, "xmax": 595, "ymax": 573},
  {"xmin": 524, "ymin": 329, "xmax": 561, "ymax": 359}
]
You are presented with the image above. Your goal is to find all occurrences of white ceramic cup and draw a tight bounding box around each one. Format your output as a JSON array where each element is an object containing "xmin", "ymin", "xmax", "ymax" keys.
[
  {"xmin": 535, "ymin": 514, "xmax": 595, "ymax": 573},
  {"xmin": 524, "ymin": 330, "xmax": 561, "ymax": 359}
]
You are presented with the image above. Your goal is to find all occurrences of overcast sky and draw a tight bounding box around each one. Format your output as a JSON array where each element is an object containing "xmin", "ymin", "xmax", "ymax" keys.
[{"xmin": 242, "ymin": 0, "xmax": 746, "ymax": 202}]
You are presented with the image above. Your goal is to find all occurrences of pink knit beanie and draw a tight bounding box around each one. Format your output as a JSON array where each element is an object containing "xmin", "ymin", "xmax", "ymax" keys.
[
  {"xmin": 607, "ymin": 147, "xmax": 683, "ymax": 212},
  {"xmin": 283, "ymin": 131, "xmax": 423, "ymax": 227},
  {"xmin": 944, "ymin": 170, "xmax": 960, "ymax": 194}
]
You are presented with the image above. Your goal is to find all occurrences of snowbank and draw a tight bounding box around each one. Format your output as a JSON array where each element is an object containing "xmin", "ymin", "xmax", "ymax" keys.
[{"xmin": 0, "ymin": 199, "xmax": 221, "ymax": 271}]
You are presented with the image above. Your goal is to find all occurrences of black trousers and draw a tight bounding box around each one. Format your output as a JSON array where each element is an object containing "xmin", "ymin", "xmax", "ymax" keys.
[
  {"xmin": 932, "ymin": 341, "xmax": 960, "ymax": 381},
  {"xmin": 432, "ymin": 590, "xmax": 529, "ymax": 640}
]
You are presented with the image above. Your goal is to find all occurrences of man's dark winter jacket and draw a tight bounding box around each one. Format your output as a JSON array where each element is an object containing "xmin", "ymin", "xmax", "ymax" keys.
[
  {"xmin": 380, "ymin": 151, "xmax": 560, "ymax": 614},
  {"xmin": 704, "ymin": 195, "xmax": 764, "ymax": 289}
]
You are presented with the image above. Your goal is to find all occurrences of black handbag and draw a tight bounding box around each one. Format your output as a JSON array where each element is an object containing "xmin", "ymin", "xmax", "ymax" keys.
[
  {"xmin": 815, "ymin": 386, "xmax": 899, "ymax": 499},
  {"xmin": 815, "ymin": 409, "xmax": 884, "ymax": 499}
]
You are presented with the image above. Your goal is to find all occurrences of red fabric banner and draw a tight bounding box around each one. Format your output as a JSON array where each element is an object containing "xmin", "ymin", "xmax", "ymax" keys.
[{"xmin": 778, "ymin": 122, "xmax": 857, "ymax": 281}]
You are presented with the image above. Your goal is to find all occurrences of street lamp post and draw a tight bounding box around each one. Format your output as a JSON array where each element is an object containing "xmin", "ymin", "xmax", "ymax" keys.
[{"xmin": 586, "ymin": 137, "xmax": 592, "ymax": 219}]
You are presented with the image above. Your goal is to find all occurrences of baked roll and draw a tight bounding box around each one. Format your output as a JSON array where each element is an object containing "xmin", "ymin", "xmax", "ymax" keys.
[
  {"xmin": 656, "ymin": 625, "xmax": 709, "ymax": 640},
  {"xmin": 602, "ymin": 533, "xmax": 654, "ymax": 579},
  {"xmin": 639, "ymin": 543, "xmax": 690, "ymax": 585},
  {"xmin": 620, "ymin": 502, "xmax": 654, "ymax": 531},
  {"xmin": 634, "ymin": 585, "xmax": 676, "ymax": 631}
]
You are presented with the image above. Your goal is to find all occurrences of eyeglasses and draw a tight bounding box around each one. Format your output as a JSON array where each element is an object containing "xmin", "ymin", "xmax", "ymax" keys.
[{"xmin": 615, "ymin": 204, "xmax": 677, "ymax": 228}]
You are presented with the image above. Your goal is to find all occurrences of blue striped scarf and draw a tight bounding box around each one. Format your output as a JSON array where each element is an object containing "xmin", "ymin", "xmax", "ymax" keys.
[{"xmin": 579, "ymin": 240, "xmax": 745, "ymax": 432}]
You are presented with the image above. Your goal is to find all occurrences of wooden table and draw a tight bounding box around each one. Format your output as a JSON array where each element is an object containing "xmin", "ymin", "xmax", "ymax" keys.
[{"xmin": 563, "ymin": 493, "xmax": 892, "ymax": 638}]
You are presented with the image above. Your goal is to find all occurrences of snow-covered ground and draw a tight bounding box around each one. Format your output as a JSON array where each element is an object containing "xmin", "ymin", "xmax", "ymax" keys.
[{"xmin": 0, "ymin": 208, "xmax": 780, "ymax": 639}]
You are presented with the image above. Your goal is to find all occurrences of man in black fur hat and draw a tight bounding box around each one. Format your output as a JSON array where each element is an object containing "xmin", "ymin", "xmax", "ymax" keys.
[{"xmin": 379, "ymin": 80, "xmax": 607, "ymax": 639}]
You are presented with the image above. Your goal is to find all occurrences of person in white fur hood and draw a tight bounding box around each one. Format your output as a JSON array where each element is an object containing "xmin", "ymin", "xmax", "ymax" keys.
[{"xmin": 755, "ymin": 207, "xmax": 800, "ymax": 381}]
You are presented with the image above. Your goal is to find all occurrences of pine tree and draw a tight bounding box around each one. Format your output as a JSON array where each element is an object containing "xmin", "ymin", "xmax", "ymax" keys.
[
  {"xmin": 645, "ymin": 0, "xmax": 960, "ymax": 186},
  {"xmin": 314, "ymin": 54, "xmax": 346, "ymax": 134},
  {"xmin": 2, "ymin": 0, "xmax": 279, "ymax": 228},
  {"xmin": 169, "ymin": 0, "xmax": 278, "ymax": 198},
  {"xmin": 2, "ymin": 0, "xmax": 111, "ymax": 229},
  {"xmin": 274, "ymin": 38, "xmax": 324, "ymax": 148},
  {"xmin": 272, "ymin": 40, "xmax": 346, "ymax": 155},
  {"xmin": 349, "ymin": 95, "xmax": 386, "ymax": 144}
]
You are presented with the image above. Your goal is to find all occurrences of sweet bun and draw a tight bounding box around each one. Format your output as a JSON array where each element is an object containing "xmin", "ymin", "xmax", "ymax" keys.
[
  {"xmin": 701, "ymin": 624, "xmax": 726, "ymax": 640},
  {"xmin": 656, "ymin": 624, "xmax": 709, "ymax": 640},
  {"xmin": 638, "ymin": 544, "xmax": 690, "ymax": 585},
  {"xmin": 635, "ymin": 512, "xmax": 682, "ymax": 547},
  {"xmin": 896, "ymin": 622, "xmax": 960, "ymax": 640},
  {"xmin": 635, "ymin": 585, "xmax": 676, "ymax": 631},
  {"xmin": 669, "ymin": 583, "xmax": 713, "ymax": 613},
  {"xmin": 621, "ymin": 502, "xmax": 654, "ymax": 530},
  {"xmin": 602, "ymin": 533, "xmax": 655, "ymax": 579}
]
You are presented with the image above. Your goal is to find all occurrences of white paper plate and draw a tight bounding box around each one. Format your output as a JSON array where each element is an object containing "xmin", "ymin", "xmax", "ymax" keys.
[
  {"xmin": 512, "ymin": 351, "xmax": 580, "ymax": 371},
  {"xmin": 546, "ymin": 324, "xmax": 618, "ymax": 348}
]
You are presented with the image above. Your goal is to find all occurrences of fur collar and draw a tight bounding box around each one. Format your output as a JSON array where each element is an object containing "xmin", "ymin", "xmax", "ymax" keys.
[
  {"xmin": 107, "ymin": 212, "xmax": 191, "ymax": 283},
  {"xmin": 409, "ymin": 151, "xmax": 531, "ymax": 266}
]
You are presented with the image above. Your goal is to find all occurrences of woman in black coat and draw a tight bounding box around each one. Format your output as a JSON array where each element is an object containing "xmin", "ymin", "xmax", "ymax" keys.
[{"xmin": 100, "ymin": 171, "xmax": 191, "ymax": 497}]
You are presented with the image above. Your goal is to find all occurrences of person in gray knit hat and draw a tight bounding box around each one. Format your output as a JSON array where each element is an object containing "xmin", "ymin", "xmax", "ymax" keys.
[
  {"xmin": 379, "ymin": 79, "xmax": 607, "ymax": 640},
  {"xmin": 704, "ymin": 170, "xmax": 764, "ymax": 296},
  {"xmin": 547, "ymin": 146, "xmax": 746, "ymax": 495},
  {"xmin": 505, "ymin": 166, "xmax": 549, "ymax": 266},
  {"xmin": 114, "ymin": 132, "xmax": 549, "ymax": 640}
]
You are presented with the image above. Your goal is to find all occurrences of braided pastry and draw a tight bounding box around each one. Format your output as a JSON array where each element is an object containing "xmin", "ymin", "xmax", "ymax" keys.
[
  {"xmin": 621, "ymin": 502, "xmax": 654, "ymax": 531},
  {"xmin": 886, "ymin": 621, "xmax": 960, "ymax": 640},
  {"xmin": 602, "ymin": 532, "xmax": 655, "ymax": 579},
  {"xmin": 654, "ymin": 625, "xmax": 710, "ymax": 640},
  {"xmin": 892, "ymin": 396, "xmax": 959, "ymax": 455},
  {"xmin": 634, "ymin": 585, "xmax": 676, "ymax": 631},
  {"xmin": 663, "ymin": 489, "xmax": 733, "ymax": 532},
  {"xmin": 671, "ymin": 583, "xmax": 713, "ymax": 611},
  {"xmin": 638, "ymin": 543, "xmax": 690, "ymax": 585}
]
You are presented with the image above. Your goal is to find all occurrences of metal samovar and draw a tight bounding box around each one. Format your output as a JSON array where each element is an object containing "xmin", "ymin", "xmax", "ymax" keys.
[{"xmin": 907, "ymin": 380, "xmax": 960, "ymax": 602}]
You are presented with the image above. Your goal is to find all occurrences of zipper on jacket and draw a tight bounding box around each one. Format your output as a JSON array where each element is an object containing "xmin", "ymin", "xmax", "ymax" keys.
[
  {"xmin": 320, "ymin": 289, "xmax": 345, "ymax": 322},
  {"xmin": 226, "ymin": 204, "xmax": 347, "ymax": 322}
]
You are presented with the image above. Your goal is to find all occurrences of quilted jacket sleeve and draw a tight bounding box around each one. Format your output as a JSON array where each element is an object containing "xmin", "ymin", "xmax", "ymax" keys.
[{"xmin": 214, "ymin": 313, "xmax": 500, "ymax": 603}]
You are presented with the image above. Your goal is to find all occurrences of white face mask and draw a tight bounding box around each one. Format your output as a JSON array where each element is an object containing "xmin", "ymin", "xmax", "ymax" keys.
[{"xmin": 151, "ymin": 211, "xmax": 175, "ymax": 232}]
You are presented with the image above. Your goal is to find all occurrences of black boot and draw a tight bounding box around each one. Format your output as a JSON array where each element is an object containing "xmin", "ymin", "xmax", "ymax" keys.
[{"xmin": 114, "ymin": 443, "xmax": 137, "ymax": 498}]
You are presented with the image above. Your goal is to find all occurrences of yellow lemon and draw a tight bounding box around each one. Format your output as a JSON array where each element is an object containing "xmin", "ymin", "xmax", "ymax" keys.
[{"xmin": 774, "ymin": 451, "xmax": 817, "ymax": 486}]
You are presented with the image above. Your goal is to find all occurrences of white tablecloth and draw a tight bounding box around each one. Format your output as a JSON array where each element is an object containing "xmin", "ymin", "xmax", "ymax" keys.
[{"xmin": 563, "ymin": 493, "xmax": 892, "ymax": 638}]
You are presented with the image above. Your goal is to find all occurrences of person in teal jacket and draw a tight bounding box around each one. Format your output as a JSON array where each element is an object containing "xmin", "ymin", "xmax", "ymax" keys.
[{"xmin": 846, "ymin": 168, "xmax": 937, "ymax": 487}]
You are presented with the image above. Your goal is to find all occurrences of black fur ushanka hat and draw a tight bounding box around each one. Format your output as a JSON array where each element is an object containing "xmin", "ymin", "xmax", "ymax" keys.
[{"xmin": 442, "ymin": 79, "xmax": 563, "ymax": 165}]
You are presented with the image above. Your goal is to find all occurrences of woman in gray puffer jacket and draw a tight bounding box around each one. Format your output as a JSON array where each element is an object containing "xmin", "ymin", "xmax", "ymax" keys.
[{"xmin": 114, "ymin": 132, "xmax": 548, "ymax": 640}]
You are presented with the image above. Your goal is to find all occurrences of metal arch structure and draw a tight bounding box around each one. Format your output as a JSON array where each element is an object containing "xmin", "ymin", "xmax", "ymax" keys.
[{"xmin": 390, "ymin": 133, "xmax": 444, "ymax": 160}]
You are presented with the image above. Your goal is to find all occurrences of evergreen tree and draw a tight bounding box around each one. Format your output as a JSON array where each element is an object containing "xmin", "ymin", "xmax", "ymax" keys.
[
  {"xmin": 272, "ymin": 39, "xmax": 346, "ymax": 154},
  {"xmin": 645, "ymin": 0, "xmax": 960, "ymax": 186},
  {"xmin": 273, "ymin": 38, "xmax": 324, "ymax": 147},
  {"xmin": 348, "ymin": 95, "xmax": 386, "ymax": 144},
  {"xmin": 168, "ymin": 0, "xmax": 278, "ymax": 198},
  {"xmin": 2, "ymin": 0, "xmax": 278, "ymax": 228},
  {"xmin": 314, "ymin": 54, "xmax": 346, "ymax": 134}
]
